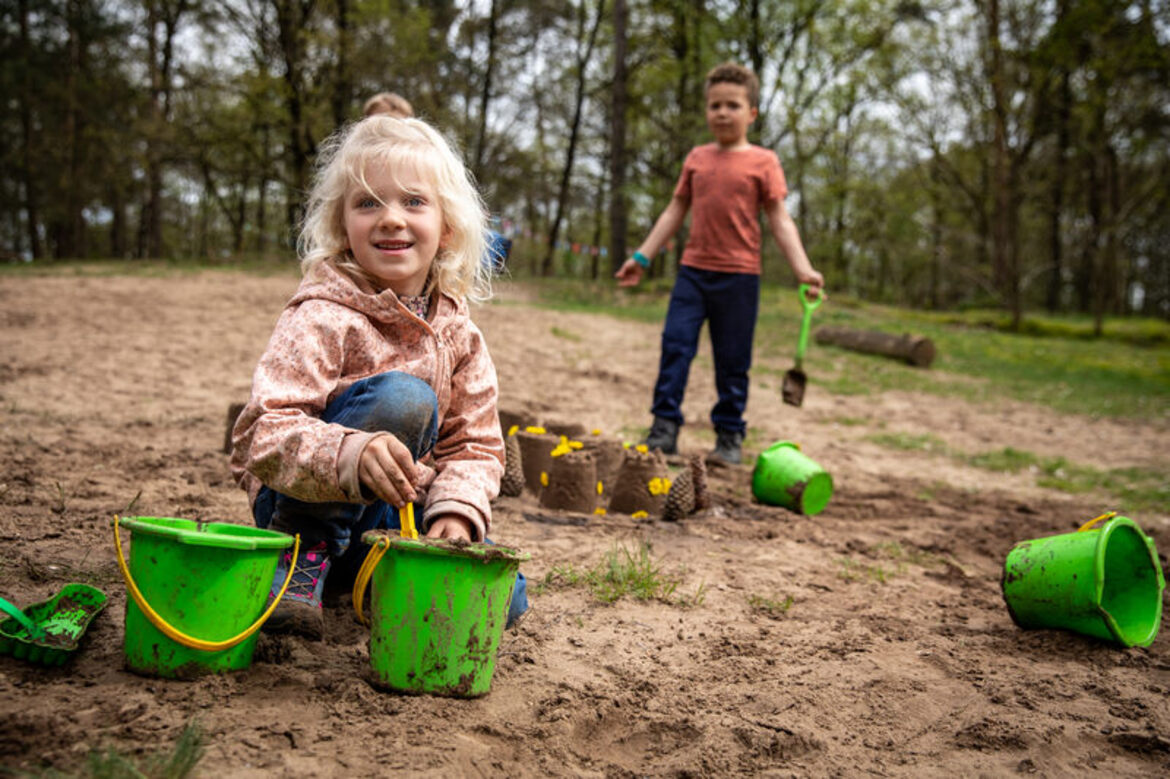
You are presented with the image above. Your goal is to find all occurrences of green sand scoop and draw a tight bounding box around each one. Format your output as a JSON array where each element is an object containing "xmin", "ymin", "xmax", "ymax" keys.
[
  {"xmin": 782, "ymin": 284, "xmax": 824, "ymax": 407},
  {"xmin": 1002, "ymin": 512, "xmax": 1164, "ymax": 647},
  {"xmin": 0, "ymin": 584, "xmax": 108, "ymax": 666}
]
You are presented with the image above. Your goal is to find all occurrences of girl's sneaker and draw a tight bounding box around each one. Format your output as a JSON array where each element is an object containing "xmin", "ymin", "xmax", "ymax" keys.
[{"xmin": 263, "ymin": 542, "xmax": 331, "ymax": 640}]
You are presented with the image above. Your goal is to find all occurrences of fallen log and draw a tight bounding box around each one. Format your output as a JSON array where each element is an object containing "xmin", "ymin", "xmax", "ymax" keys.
[{"xmin": 813, "ymin": 325, "xmax": 935, "ymax": 368}]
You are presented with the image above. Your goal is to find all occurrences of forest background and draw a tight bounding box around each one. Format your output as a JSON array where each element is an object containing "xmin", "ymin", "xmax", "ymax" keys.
[{"xmin": 3, "ymin": 0, "xmax": 1169, "ymax": 330}]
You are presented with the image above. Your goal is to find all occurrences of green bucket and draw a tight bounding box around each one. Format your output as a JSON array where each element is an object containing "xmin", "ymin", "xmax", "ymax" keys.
[
  {"xmin": 114, "ymin": 516, "xmax": 295, "ymax": 679},
  {"xmin": 356, "ymin": 531, "xmax": 529, "ymax": 697},
  {"xmin": 1002, "ymin": 513, "xmax": 1164, "ymax": 648},
  {"xmin": 751, "ymin": 440, "xmax": 833, "ymax": 515}
]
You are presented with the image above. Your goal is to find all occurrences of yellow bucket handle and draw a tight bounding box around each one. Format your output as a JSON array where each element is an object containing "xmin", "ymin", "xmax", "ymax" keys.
[
  {"xmin": 352, "ymin": 535, "xmax": 391, "ymax": 626},
  {"xmin": 1077, "ymin": 511, "xmax": 1117, "ymax": 533},
  {"xmin": 113, "ymin": 514, "xmax": 299, "ymax": 652}
]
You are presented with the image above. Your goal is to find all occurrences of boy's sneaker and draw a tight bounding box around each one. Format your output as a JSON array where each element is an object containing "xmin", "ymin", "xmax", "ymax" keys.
[
  {"xmin": 263, "ymin": 542, "xmax": 331, "ymax": 641},
  {"xmin": 643, "ymin": 416, "xmax": 680, "ymax": 455},
  {"xmin": 707, "ymin": 428, "xmax": 744, "ymax": 466}
]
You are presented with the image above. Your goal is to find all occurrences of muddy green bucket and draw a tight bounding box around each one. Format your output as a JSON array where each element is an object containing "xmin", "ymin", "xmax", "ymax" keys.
[
  {"xmin": 751, "ymin": 440, "xmax": 833, "ymax": 515},
  {"xmin": 354, "ymin": 531, "xmax": 529, "ymax": 697},
  {"xmin": 1002, "ymin": 513, "xmax": 1164, "ymax": 648},
  {"xmin": 113, "ymin": 516, "xmax": 296, "ymax": 679}
]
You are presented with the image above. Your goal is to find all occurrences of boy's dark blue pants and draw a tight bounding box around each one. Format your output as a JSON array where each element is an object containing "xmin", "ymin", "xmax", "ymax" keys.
[
  {"xmin": 651, "ymin": 265, "xmax": 760, "ymax": 435},
  {"xmin": 252, "ymin": 371, "xmax": 528, "ymax": 627}
]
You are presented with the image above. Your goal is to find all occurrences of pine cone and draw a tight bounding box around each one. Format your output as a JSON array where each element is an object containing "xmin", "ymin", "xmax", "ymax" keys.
[
  {"xmin": 500, "ymin": 434, "xmax": 525, "ymax": 497},
  {"xmin": 689, "ymin": 453, "xmax": 710, "ymax": 511},
  {"xmin": 662, "ymin": 469, "xmax": 695, "ymax": 521}
]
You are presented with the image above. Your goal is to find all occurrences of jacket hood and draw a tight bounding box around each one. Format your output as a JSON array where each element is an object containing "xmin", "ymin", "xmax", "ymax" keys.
[{"xmin": 288, "ymin": 260, "xmax": 466, "ymax": 326}]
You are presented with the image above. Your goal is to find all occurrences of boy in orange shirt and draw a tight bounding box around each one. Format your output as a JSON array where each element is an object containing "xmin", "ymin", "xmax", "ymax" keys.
[{"xmin": 616, "ymin": 62, "xmax": 824, "ymax": 465}]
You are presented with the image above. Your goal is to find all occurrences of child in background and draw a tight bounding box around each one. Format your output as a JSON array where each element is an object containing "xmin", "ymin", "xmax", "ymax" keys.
[
  {"xmin": 615, "ymin": 62, "xmax": 825, "ymax": 465},
  {"xmin": 363, "ymin": 91, "xmax": 413, "ymax": 119},
  {"xmin": 231, "ymin": 116, "xmax": 526, "ymax": 640}
]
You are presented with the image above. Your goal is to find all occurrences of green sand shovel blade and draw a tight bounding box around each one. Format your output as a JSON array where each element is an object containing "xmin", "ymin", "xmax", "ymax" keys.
[{"xmin": 0, "ymin": 583, "xmax": 108, "ymax": 666}]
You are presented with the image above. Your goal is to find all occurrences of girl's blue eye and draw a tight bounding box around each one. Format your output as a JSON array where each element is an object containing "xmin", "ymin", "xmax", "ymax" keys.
[
  {"xmin": 357, "ymin": 197, "xmax": 378, "ymax": 208},
  {"xmin": 406, "ymin": 196, "xmax": 425, "ymax": 208}
]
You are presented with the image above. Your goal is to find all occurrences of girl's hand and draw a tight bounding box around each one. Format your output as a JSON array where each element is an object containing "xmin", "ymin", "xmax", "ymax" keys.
[
  {"xmin": 426, "ymin": 515, "xmax": 474, "ymax": 541},
  {"xmin": 359, "ymin": 434, "xmax": 417, "ymax": 507}
]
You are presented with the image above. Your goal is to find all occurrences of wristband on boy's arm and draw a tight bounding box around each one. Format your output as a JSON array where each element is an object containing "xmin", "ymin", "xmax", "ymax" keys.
[{"xmin": 632, "ymin": 251, "xmax": 650, "ymax": 268}]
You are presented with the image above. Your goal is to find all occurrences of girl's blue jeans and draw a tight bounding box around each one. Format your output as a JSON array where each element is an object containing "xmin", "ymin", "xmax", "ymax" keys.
[{"xmin": 252, "ymin": 371, "xmax": 527, "ymax": 627}]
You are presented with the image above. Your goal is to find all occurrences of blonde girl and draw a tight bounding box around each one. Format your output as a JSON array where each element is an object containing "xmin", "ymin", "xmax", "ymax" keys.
[{"xmin": 230, "ymin": 116, "xmax": 524, "ymax": 639}]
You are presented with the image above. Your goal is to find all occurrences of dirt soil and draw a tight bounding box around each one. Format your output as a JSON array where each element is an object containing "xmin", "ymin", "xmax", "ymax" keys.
[{"xmin": 1, "ymin": 270, "xmax": 1168, "ymax": 777}]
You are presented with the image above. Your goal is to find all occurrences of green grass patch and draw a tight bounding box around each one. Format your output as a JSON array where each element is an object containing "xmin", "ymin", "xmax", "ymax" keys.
[
  {"xmin": 550, "ymin": 326, "xmax": 582, "ymax": 342},
  {"xmin": 865, "ymin": 432, "xmax": 948, "ymax": 452},
  {"xmin": 536, "ymin": 542, "xmax": 703, "ymax": 606},
  {"xmin": 747, "ymin": 593, "xmax": 794, "ymax": 618},
  {"xmin": 33, "ymin": 720, "xmax": 205, "ymax": 779},
  {"xmin": 837, "ymin": 557, "xmax": 903, "ymax": 583},
  {"xmin": 867, "ymin": 433, "xmax": 1170, "ymax": 513}
]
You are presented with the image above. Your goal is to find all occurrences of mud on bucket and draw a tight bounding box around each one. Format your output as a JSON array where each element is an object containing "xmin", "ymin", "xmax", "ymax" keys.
[
  {"xmin": 751, "ymin": 441, "xmax": 833, "ymax": 515},
  {"xmin": 1002, "ymin": 513, "xmax": 1164, "ymax": 648},
  {"xmin": 354, "ymin": 531, "xmax": 529, "ymax": 697},
  {"xmin": 113, "ymin": 516, "xmax": 297, "ymax": 679}
]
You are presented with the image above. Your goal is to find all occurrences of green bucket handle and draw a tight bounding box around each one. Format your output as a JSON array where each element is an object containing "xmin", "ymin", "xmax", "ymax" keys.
[
  {"xmin": 113, "ymin": 515, "xmax": 299, "ymax": 652},
  {"xmin": 353, "ymin": 535, "xmax": 392, "ymax": 626},
  {"xmin": 795, "ymin": 284, "xmax": 824, "ymax": 366}
]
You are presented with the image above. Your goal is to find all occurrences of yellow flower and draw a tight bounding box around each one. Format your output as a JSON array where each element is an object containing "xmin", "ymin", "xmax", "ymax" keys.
[
  {"xmin": 569, "ymin": 440, "xmax": 584, "ymax": 449},
  {"xmin": 550, "ymin": 442, "xmax": 572, "ymax": 458},
  {"xmin": 635, "ymin": 444, "xmax": 648, "ymax": 454},
  {"xmin": 540, "ymin": 472, "xmax": 549, "ymax": 486},
  {"xmin": 596, "ymin": 481, "xmax": 604, "ymax": 495},
  {"xmin": 631, "ymin": 510, "xmax": 649, "ymax": 519},
  {"xmin": 591, "ymin": 428, "xmax": 601, "ymax": 436},
  {"xmin": 622, "ymin": 442, "xmax": 631, "ymax": 449},
  {"xmin": 647, "ymin": 477, "xmax": 671, "ymax": 496},
  {"xmin": 507, "ymin": 424, "xmax": 519, "ymax": 436},
  {"xmin": 594, "ymin": 507, "xmax": 607, "ymax": 515},
  {"xmin": 525, "ymin": 425, "xmax": 546, "ymax": 434}
]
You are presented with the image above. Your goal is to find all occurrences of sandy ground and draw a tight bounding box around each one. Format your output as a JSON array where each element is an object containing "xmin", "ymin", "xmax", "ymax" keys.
[{"xmin": 0, "ymin": 269, "xmax": 1168, "ymax": 777}]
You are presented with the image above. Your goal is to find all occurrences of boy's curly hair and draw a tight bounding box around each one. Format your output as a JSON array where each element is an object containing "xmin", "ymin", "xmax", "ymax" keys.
[{"xmin": 705, "ymin": 62, "xmax": 760, "ymax": 109}]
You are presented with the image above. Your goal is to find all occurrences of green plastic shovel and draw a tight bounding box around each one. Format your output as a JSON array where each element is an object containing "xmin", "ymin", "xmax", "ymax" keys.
[{"xmin": 782, "ymin": 284, "xmax": 824, "ymax": 407}]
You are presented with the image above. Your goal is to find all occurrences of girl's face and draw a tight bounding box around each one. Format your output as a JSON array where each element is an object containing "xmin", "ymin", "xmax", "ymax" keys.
[{"xmin": 343, "ymin": 160, "xmax": 445, "ymax": 296}]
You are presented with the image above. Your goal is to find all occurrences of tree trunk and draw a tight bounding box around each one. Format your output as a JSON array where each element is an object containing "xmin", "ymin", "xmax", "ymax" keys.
[
  {"xmin": 331, "ymin": 0, "xmax": 351, "ymax": 129},
  {"xmin": 472, "ymin": 0, "xmax": 500, "ymax": 180},
  {"xmin": 542, "ymin": 0, "xmax": 606, "ymax": 277},
  {"xmin": 814, "ymin": 326, "xmax": 936, "ymax": 368},
  {"xmin": 986, "ymin": 0, "xmax": 1020, "ymax": 330},
  {"xmin": 1045, "ymin": 67, "xmax": 1070, "ymax": 312},
  {"xmin": 607, "ymin": 0, "xmax": 629, "ymax": 273},
  {"xmin": 17, "ymin": 0, "xmax": 43, "ymax": 259}
]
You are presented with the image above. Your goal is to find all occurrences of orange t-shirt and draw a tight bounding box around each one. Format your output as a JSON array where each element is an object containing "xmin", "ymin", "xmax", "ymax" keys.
[{"xmin": 673, "ymin": 143, "xmax": 788, "ymax": 275}]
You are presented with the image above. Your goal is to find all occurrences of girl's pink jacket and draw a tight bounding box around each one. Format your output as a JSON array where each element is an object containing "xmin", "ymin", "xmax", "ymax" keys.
[{"xmin": 230, "ymin": 261, "xmax": 504, "ymax": 541}]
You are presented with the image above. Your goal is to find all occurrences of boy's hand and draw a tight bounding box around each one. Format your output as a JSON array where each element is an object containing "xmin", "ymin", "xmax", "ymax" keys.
[
  {"xmin": 614, "ymin": 258, "xmax": 644, "ymax": 287},
  {"xmin": 358, "ymin": 434, "xmax": 418, "ymax": 507},
  {"xmin": 797, "ymin": 268, "xmax": 825, "ymax": 298},
  {"xmin": 426, "ymin": 514, "xmax": 474, "ymax": 541}
]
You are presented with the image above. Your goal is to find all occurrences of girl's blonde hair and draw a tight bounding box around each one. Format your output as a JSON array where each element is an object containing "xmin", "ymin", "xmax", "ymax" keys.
[{"xmin": 299, "ymin": 116, "xmax": 490, "ymax": 301}]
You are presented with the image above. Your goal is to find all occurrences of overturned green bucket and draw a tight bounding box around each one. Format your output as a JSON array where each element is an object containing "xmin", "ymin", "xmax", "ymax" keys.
[
  {"xmin": 1002, "ymin": 512, "xmax": 1164, "ymax": 648},
  {"xmin": 113, "ymin": 516, "xmax": 296, "ymax": 679},
  {"xmin": 751, "ymin": 440, "xmax": 833, "ymax": 515},
  {"xmin": 355, "ymin": 531, "xmax": 529, "ymax": 697}
]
